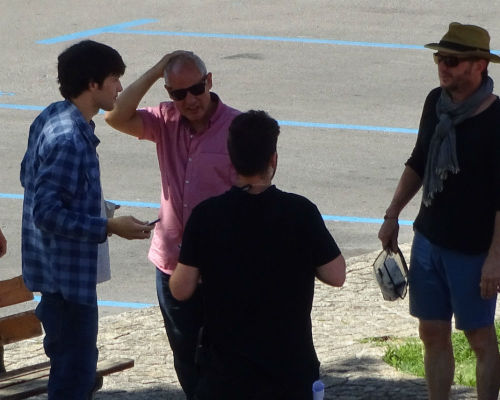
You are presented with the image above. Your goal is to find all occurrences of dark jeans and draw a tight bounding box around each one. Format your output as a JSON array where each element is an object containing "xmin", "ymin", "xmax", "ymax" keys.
[
  {"xmin": 156, "ymin": 269, "xmax": 203, "ymax": 399},
  {"xmin": 35, "ymin": 292, "xmax": 98, "ymax": 400}
]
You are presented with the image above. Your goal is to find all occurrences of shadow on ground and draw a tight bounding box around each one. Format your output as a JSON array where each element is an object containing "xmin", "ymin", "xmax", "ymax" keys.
[
  {"xmin": 97, "ymin": 386, "xmax": 185, "ymax": 400},
  {"xmin": 319, "ymin": 356, "xmax": 475, "ymax": 400},
  {"xmin": 93, "ymin": 357, "xmax": 476, "ymax": 400}
]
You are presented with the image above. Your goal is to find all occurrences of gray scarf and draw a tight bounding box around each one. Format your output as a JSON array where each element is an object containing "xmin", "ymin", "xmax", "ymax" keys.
[{"xmin": 422, "ymin": 77, "xmax": 493, "ymax": 206}]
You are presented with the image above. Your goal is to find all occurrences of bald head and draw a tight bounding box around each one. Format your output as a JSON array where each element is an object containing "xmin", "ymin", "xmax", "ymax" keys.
[{"xmin": 163, "ymin": 51, "xmax": 207, "ymax": 85}]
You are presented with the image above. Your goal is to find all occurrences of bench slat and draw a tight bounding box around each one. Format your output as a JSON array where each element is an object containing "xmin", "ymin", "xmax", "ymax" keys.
[
  {"xmin": 0, "ymin": 311, "xmax": 42, "ymax": 345},
  {"xmin": 0, "ymin": 361, "xmax": 50, "ymax": 383},
  {"xmin": 0, "ymin": 277, "xmax": 33, "ymax": 308},
  {"xmin": 97, "ymin": 357, "xmax": 135, "ymax": 375},
  {"xmin": 0, "ymin": 376, "xmax": 48, "ymax": 399},
  {"xmin": 0, "ymin": 362, "xmax": 50, "ymax": 389},
  {"xmin": 0, "ymin": 358, "xmax": 134, "ymax": 399}
]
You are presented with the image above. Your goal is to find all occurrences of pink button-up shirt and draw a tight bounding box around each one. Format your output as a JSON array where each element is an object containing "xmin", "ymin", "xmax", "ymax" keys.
[{"xmin": 138, "ymin": 94, "xmax": 239, "ymax": 274}]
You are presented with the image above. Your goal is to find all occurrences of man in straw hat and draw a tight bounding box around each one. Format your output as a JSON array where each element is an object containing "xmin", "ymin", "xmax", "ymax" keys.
[{"xmin": 379, "ymin": 22, "xmax": 500, "ymax": 399}]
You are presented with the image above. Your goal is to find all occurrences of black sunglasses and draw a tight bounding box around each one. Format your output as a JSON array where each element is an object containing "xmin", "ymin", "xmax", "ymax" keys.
[
  {"xmin": 433, "ymin": 52, "xmax": 474, "ymax": 68},
  {"xmin": 165, "ymin": 77, "xmax": 207, "ymax": 101}
]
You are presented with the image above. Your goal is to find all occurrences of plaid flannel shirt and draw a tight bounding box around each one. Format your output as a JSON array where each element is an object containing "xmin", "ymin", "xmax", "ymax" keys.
[{"xmin": 20, "ymin": 100, "xmax": 107, "ymax": 305}]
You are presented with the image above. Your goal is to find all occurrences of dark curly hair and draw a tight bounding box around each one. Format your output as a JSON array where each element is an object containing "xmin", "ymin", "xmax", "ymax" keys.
[{"xmin": 57, "ymin": 40, "xmax": 125, "ymax": 99}]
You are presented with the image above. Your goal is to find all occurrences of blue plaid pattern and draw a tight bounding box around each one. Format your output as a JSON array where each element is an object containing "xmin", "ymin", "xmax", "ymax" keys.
[{"xmin": 21, "ymin": 100, "xmax": 107, "ymax": 305}]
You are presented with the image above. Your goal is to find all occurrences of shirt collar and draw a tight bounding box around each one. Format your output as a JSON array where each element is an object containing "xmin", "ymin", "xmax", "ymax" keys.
[{"xmin": 65, "ymin": 100, "xmax": 100, "ymax": 147}]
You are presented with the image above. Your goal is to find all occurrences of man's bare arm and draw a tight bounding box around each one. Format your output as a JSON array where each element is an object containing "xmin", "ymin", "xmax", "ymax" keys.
[
  {"xmin": 316, "ymin": 254, "xmax": 346, "ymax": 287},
  {"xmin": 169, "ymin": 263, "xmax": 200, "ymax": 301},
  {"xmin": 480, "ymin": 212, "xmax": 500, "ymax": 299},
  {"xmin": 105, "ymin": 54, "xmax": 173, "ymax": 138},
  {"xmin": 378, "ymin": 166, "xmax": 422, "ymax": 252}
]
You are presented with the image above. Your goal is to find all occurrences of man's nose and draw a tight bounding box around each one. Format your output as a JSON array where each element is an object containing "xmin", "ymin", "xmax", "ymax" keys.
[{"xmin": 183, "ymin": 91, "xmax": 197, "ymax": 103}]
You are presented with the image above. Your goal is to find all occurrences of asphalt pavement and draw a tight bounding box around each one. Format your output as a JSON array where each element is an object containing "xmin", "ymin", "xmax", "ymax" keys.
[{"xmin": 2, "ymin": 0, "xmax": 500, "ymax": 318}]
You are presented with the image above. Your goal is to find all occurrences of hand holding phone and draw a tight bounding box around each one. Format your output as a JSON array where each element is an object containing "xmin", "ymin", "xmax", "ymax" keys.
[{"xmin": 147, "ymin": 218, "xmax": 161, "ymax": 226}]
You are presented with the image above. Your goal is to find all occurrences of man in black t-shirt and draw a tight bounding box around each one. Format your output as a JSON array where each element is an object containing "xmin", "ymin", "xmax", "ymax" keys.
[
  {"xmin": 170, "ymin": 110, "xmax": 346, "ymax": 400},
  {"xmin": 378, "ymin": 23, "xmax": 500, "ymax": 399}
]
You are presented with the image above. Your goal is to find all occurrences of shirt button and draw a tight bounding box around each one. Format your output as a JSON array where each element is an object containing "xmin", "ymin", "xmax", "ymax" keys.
[
  {"xmin": 185, "ymin": 180, "xmax": 189, "ymax": 184},
  {"xmin": 188, "ymin": 157, "xmax": 192, "ymax": 162},
  {"xmin": 184, "ymin": 204, "xmax": 188, "ymax": 208}
]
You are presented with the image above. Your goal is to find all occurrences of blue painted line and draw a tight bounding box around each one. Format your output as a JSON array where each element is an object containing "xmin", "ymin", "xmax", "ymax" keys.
[
  {"xmin": 0, "ymin": 193, "xmax": 23, "ymax": 199},
  {"xmin": 278, "ymin": 120, "xmax": 417, "ymax": 134},
  {"xmin": 0, "ymin": 193, "xmax": 413, "ymax": 225},
  {"xmin": 0, "ymin": 103, "xmax": 417, "ymax": 134},
  {"xmin": 33, "ymin": 295, "xmax": 154, "ymax": 309},
  {"xmin": 0, "ymin": 193, "xmax": 160, "ymax": 208},
  {"xmin": 93, "ymin": 27, "xmax": 500, "ymax": 54},
  {"xmin": 37, "ymin": 19, "xmax": 158, "ymax": 44},
  {"xmin": 0, "ymin": 92, "xmax": 14, "ymax": 96},
  {"xmin": 0, "ymin": 103, "xmax": 44, "ymax": 111},
  {"xmin": 110, "ymin": 199, "xmax": 160, "ymax": 209},
  {"xmin": 96, "ymin": 300, "xmax": 155, "ymax": 309},
  {"xmin": 120, "ymin": 29, "xmax": 426, "ymax": 50},
  {"xmin": 323, "ymin": 215, "xmax": 413, "ymax": 226},
  {"xmin": 34, "ymin": 18, "xmax": 500, "ymax": 54}
]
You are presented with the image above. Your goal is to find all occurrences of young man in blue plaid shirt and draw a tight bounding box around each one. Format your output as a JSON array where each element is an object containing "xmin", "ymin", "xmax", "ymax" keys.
[{"xmin": 20, "ymin": 40, "xmax": 154, "ymax": 399}]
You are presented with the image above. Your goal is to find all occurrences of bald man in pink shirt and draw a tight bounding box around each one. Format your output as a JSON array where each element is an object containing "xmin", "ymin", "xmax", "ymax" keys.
[{"xmin": 105, "ymin": 50, "xmax": 240, "ymax": 399}]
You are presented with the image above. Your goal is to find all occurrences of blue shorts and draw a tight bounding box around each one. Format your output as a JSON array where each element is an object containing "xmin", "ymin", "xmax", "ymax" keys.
[{"xmin": 409, "ymin": 231, "xmax": 496, "ymax": 331}]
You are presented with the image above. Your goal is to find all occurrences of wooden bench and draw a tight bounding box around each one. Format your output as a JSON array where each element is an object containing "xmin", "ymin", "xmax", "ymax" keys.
[{"xmin": 0, "ymin": 276, "xmax": 134, "ymax": 399}]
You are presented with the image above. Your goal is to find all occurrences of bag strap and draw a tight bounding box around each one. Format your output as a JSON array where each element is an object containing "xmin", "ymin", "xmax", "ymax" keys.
[{"xmin": 395, "ymin": 247, "xmax": 409, "ymax": 275}]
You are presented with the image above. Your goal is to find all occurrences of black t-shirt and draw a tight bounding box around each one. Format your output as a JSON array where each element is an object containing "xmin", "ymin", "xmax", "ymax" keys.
[
  {"xmin": 179, "ymin": 185, "xmax": 341, "ymax": 379},
  {"xmin": 407, "ymin": 87, "xmax": 500, "ymax": 253}
]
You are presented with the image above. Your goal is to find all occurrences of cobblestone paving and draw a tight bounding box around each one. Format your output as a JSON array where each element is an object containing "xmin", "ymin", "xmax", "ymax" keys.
[{"xmin": 5, "ymin": 244, "xmax": 479, "ymax": 399}]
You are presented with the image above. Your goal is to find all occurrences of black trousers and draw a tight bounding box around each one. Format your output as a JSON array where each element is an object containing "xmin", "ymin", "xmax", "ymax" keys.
[{"xmin": 194, "ymin": 346, "xmax": 318, "ymax": 400}]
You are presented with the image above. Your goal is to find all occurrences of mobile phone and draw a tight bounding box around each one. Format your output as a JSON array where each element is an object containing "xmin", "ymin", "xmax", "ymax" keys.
[{"xmin": 147, "ymin": 218, "xmax": 161, "ymax": 226}]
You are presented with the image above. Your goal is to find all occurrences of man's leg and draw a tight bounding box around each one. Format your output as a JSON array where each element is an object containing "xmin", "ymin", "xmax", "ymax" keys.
[
  {"xmin": 438, "ymin": 246, "xmax": 499, "ymax": 400},
  {"xmin": 35, "ymin": 293, "xmax": 98, "ymax": 400},
  {"xmin": 465, "ymin": 325, "xmax": 500, "ymax": 400},
  {"xmin": 409, "ymin": 233, "xmax": 454, "ymax": 399},
  {"xmin": 419, "ymin": 319, "xmax": 454, "ymax": 400},
  {"xmin": 156, "ymin": 268, "xmax": 203, "ymax": 399}
]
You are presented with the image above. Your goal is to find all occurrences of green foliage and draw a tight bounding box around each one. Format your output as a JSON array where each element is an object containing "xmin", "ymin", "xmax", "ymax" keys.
[
  {"xmin": 379, "ymin": 323, "xmax": 500, "ymax": 387},
  {"xmin": 383, "ymin": 338, "xmax": 425, "ymax": 377}
]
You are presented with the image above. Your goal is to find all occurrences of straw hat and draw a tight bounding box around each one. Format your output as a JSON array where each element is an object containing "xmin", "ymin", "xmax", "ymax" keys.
[{"xmin": 425, "ymin": 22, "xmax": 500, "ymax": 63}]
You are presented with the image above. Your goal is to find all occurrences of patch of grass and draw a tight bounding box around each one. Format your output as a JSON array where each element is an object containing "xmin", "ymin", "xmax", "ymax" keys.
[
  {"xmin": 377, "ymin": 323, "xmax": 500, "ymax": 387},
  {"xmin": 383, "ymin": 337, "xmax": 425, "ymax": 378}
]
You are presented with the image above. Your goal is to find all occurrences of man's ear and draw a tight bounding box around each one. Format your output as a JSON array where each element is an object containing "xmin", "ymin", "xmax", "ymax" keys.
[
  {"xmin": 476, "ymin": 59, "xmax": 488, "ymax": 74},
  {"xmin": 271, "ymin": 152, "xmax": 278, "ymax": 169},
  {"xmin": 268, "ymin": 152, "xmax": 278, "ymax": 180},
  {"xmin": 205, "ymin": 72, "xmax": 213, "ymax": 91},
  {"xmin": 88, "ymin": 81, "xmax": 99, "ymax": 92}
]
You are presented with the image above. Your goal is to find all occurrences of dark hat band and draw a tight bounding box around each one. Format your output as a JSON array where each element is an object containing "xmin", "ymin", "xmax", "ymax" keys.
[{"xmin": 438, "ymin": 40, "xmax": 490, "ymax": 53}]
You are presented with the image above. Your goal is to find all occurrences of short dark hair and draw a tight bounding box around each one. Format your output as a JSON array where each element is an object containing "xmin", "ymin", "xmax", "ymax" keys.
[
  {"xmin": 57, "ymin": 40, "xmax": 125, "ymax": 99},
  {"xmin": 228, "ymin": 110, "xmax": 280, "ymax": 176}
]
